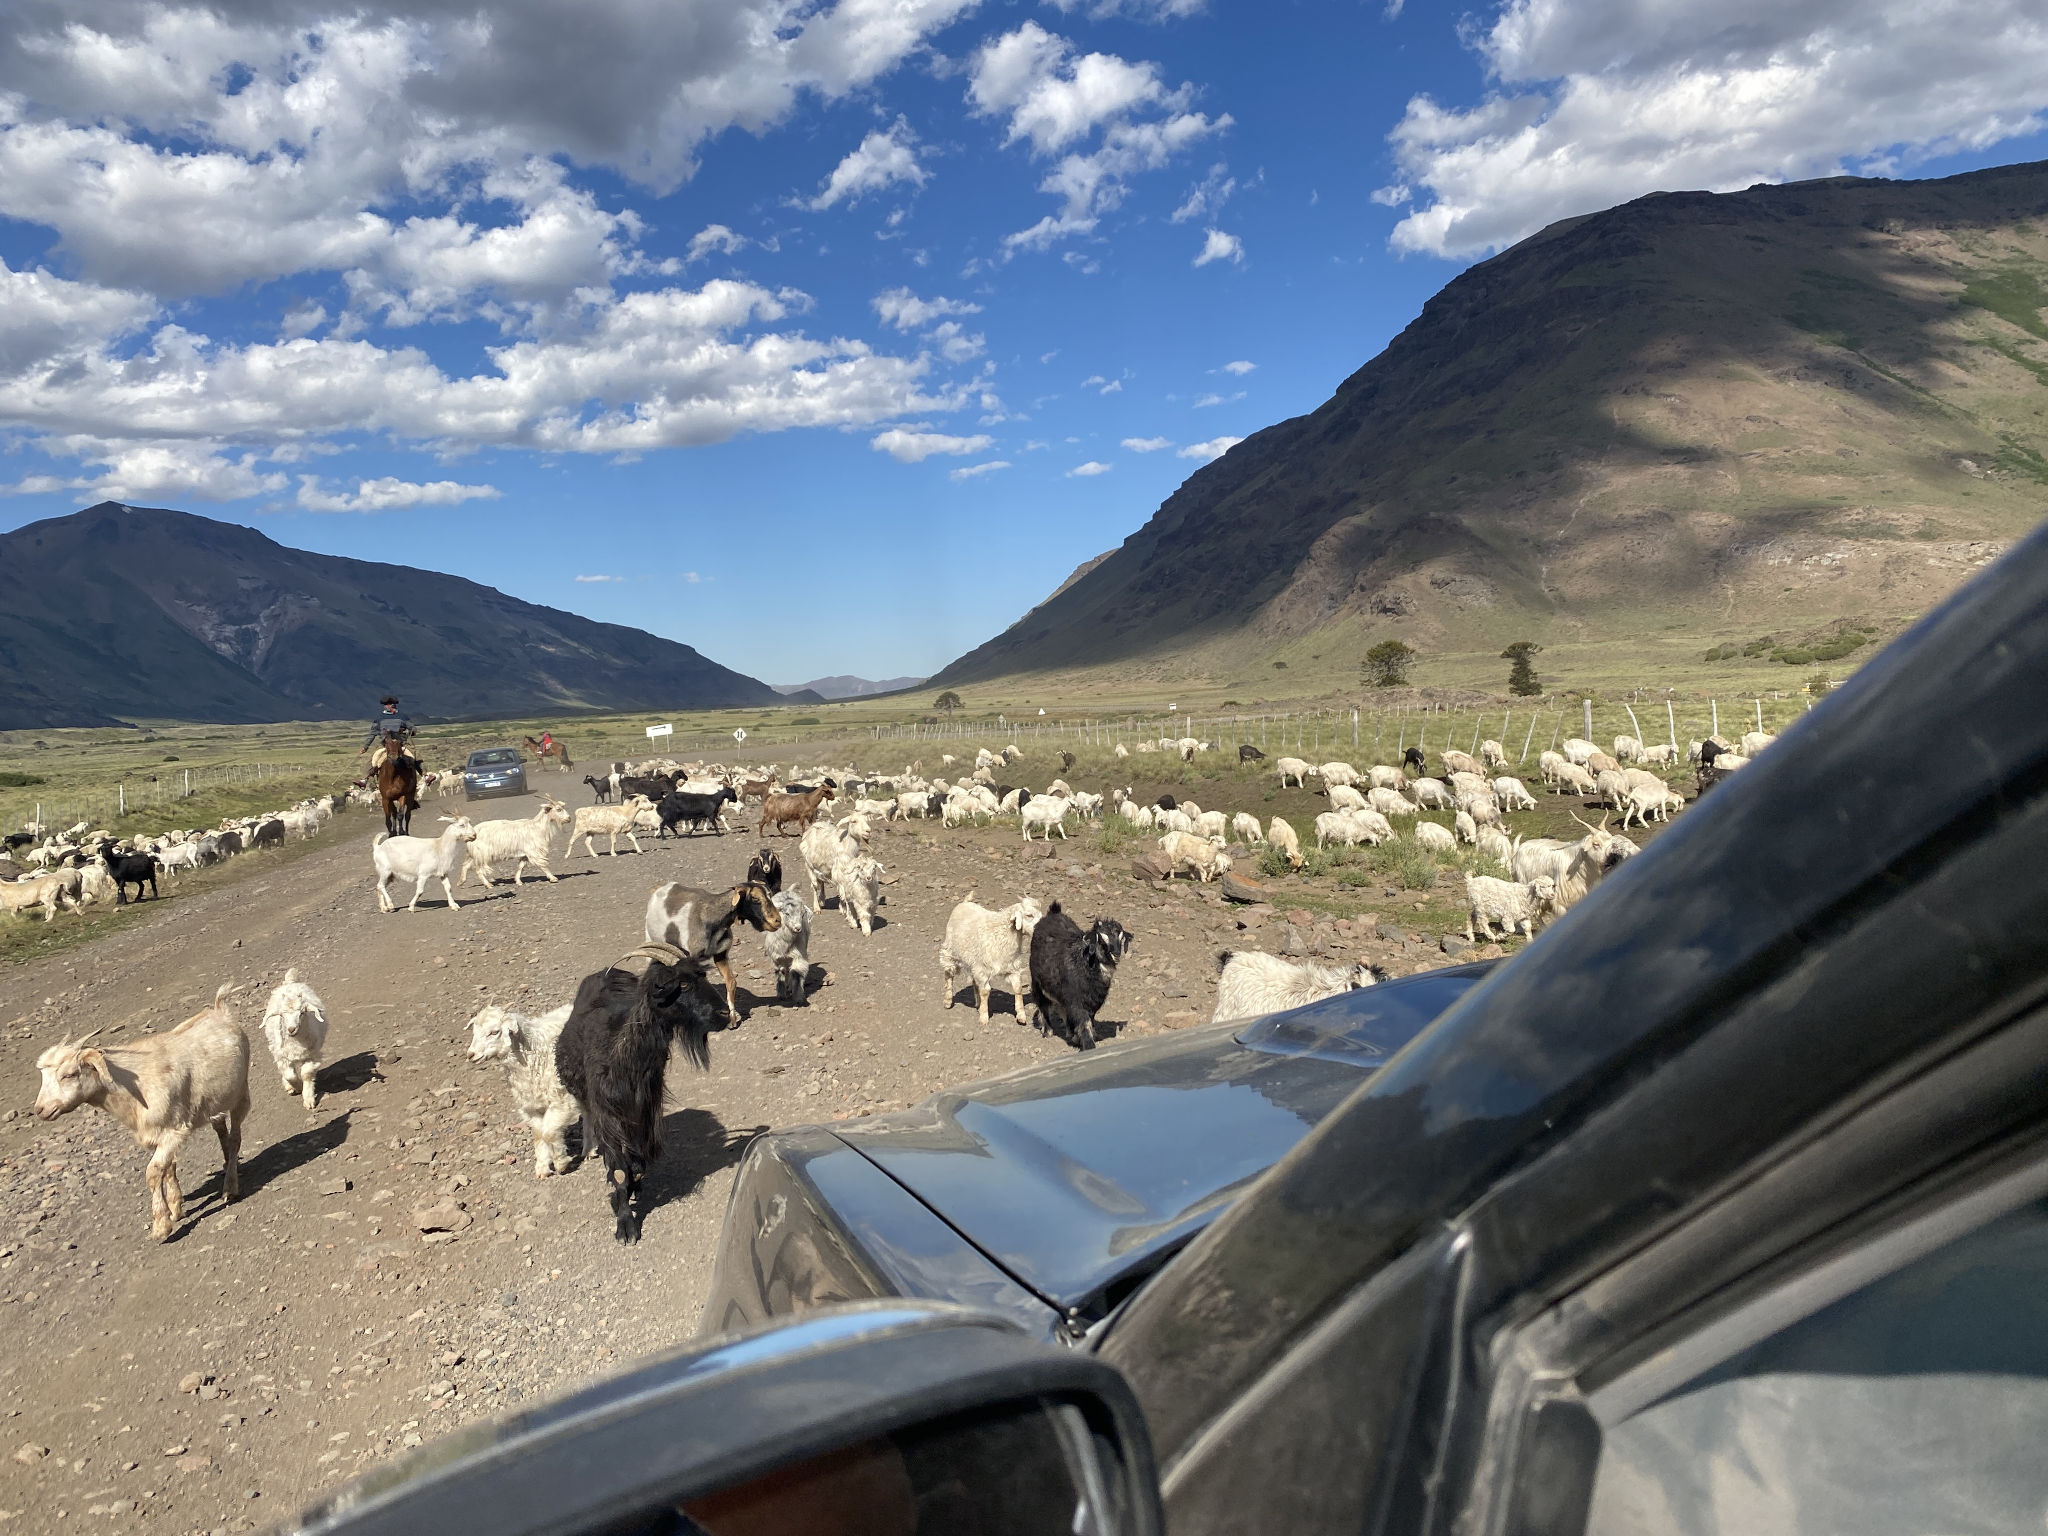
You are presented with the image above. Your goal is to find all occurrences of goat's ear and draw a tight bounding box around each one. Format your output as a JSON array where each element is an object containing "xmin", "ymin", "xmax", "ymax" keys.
[{"xmin": 78, "ymin": 1047, "xmax": 110, "ymax": 1083}]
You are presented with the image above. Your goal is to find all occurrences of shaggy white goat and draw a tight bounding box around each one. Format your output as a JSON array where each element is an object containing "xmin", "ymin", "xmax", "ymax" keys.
[
  {"xmin": 466, "ymin": 1003, "xmax": 579, "ymax": 1178},
  {"xmin": 940, "ymin": 896, "xmax": 1046, "ymax": 1023},
  {"xmin": 1212, "ymin": 951, "xmax": 1385, "ymax": 1024},
  {"xmin": 1464, "ymin": 874, "xmax": 1558, "ymax": 942},
  {"xmin": 259, "ymin": 969, "xmax": 329, "ymax": 1110},
  {"xmin": 373, "ymin": 817, "xmax": 478, "ymax": 912}
]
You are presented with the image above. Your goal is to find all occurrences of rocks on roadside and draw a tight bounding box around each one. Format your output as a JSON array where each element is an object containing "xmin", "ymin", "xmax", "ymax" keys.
[
  {"xmin": 13, "ymin": 1443, "xmax": 48, "ymax": 1465},
  {"xmin": 412, "ymin": 1200, "xmax": 473, "ymax": 1235},
  {"xmin": 1219, "ymin": 872, "xmax": 1267, "ymax": 905},
  {"xmin": 1129, "ymin": 854, "xmax": 1171, "ymax": 885}
]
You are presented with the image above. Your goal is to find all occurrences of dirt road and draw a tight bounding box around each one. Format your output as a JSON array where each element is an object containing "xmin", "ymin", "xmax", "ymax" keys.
[{"xmin": 0, "ymin": 778, "xmax": 1444, "ymax": 1533}]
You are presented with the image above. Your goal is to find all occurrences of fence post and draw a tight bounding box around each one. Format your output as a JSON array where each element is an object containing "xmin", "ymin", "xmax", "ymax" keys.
[
  {"xmin": 1666, "ymin": 700, "xmax": 1678, "ymax": 751},
  {"xmin": 1583, "ymin": 698, "xmax": 1593, "ymax": 743},
  {"xmin": 1622, "ymin": 702, "xmax": 1643, "ymax": 749},
  {"xmin": 1353, "ymin": 709, "xmax": 1358, "ymax": 749},
  {"xmin": 1755, "ymin": 698, "xmax": 1764, "ymax": 733},
  {"xmin": 1519, "ymin": 711, "xmax": 1539, "ymax": 764},
  {"xmin": 1711, "ymin": 699, "xmax": 1719, "ymax": 738}
]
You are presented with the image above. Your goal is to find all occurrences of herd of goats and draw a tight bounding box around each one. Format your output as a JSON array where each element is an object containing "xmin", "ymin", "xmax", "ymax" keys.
[{"xmin": 12, "ymin": 722, "xmax": 1762, "ymax": 1246}]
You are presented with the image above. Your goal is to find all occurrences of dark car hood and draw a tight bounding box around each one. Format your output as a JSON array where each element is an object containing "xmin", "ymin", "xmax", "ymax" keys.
[{"xmin": 834, "ymin": 966, "xmax": 1491, "ymax": 1315}]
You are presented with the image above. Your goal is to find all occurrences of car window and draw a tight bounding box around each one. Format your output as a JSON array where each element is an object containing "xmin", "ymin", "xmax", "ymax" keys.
[
  {"xmin": 470, "ymin": 750, "xmax": 520, "ymax": 766},
  {"xmin": 1581, "ymin": 1190, "xmax": 2048, "ymax": 1536}
]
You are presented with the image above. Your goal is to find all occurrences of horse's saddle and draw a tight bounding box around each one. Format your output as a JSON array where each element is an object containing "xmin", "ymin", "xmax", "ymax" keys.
[{"xmin": 370, "ymin": 745, "xmax": 417, "ymax": 770}]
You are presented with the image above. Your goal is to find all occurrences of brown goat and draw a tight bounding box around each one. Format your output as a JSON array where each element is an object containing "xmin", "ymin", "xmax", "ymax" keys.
[
  {"xmin": 758, "ymin": 779, "xmax": 838, "ymax": 837},
  {"xmin": 34, "ymin": 984, "xmax": 251, "ymax": 1241}
]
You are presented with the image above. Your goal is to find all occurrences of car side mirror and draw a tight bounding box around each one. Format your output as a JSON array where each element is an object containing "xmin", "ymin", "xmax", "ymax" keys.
[{"xmin": 284, "ymin": 1303, "xmax": 1162, "ymax": 1536}]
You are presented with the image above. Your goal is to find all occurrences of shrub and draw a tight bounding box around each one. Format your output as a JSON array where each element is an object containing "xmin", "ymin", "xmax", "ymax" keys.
[
  {"xmin": 789, "ymin": 716, "xmax": 820, "ymax": 726},
  {"xmin": 0, "ymin": 771, "xmax": 46, "ymax": 787},
  {"xmin": 1363, "ymin": 640, "xmax": 1416, "ymax": 688},
  {"xmin": 1372, "ymin": 839, "xmax": 1442, "ymax": 892}
]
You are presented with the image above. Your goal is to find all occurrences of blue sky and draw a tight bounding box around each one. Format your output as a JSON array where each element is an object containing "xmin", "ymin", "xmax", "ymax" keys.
[{"xmin": 2, "ymin": 0, "xmax": 2045, "ymax": 685}]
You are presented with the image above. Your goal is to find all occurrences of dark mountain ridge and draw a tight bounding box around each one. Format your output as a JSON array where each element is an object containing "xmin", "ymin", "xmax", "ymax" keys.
[{"xmin": 0, "ymin": 503, "xmax": 779, "ymax": 728}]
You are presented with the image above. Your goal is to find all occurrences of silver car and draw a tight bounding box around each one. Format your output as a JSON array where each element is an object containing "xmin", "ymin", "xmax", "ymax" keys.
[{"xmin": 462, "ymin": 747, "xmax": 528, "ymax": 800}]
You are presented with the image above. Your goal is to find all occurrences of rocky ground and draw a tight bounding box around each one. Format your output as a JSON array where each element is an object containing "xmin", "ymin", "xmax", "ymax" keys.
[{"xmin": 0, "ymin": 776, "xmax": 1496, "ymax": 1534}]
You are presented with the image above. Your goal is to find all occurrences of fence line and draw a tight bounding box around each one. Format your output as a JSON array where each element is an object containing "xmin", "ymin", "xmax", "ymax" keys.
[{"xmin": 14, "ymin": 761, "xmax": 311, "ymax": 835}]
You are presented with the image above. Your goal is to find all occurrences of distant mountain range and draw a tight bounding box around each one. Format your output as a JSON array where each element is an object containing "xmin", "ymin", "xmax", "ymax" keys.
[
  {"xmin": 933, "ymin": 160, "xmax": 2048, "ymax": 687},
  {"xmin": 0, "ymin": 503, "xmax": 780, "ymax": 728},
  {"xmin": 772, "ymin": 674, "xmax": 927, "ymax": 701}
]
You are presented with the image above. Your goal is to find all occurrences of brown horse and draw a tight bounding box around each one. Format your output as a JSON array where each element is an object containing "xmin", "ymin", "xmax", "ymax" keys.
[
  {"xmin": 523, "ymin": 735, "xmax": 573, "ymax": 770},
  {"xmin": 376, "ymin": 733, "xmax": 421, "ymax": 835}
]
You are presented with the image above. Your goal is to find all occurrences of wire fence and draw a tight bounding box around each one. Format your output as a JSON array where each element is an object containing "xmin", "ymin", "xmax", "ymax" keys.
[{"xmin": 13, "ymin": 761, "xmax": 314, "ymax": 834}]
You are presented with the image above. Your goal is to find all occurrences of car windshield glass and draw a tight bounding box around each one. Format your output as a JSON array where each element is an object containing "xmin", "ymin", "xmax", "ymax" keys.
[
  {"xmin": 470, "ymin": 750, "xmax": 519, "ymax": 766},
  {"xmin": 1234, "ymin": 965, "xmax": 1493, "ymax": 1067}
]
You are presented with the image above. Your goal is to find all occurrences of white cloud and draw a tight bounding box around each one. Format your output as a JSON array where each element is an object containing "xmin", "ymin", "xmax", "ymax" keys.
[
  {"xmin": 683, "ymin": 571, "xmax": 708, "ymax": 583},
  {"xmin": 575, "ymin": 573, "xmax": 625, "ymax": 582},
  {"xmin": 1171, "ymin": 163, "xmax": 1236, "ymax": 223},
  {"xmin": 1193, "ymin": 390, "xmax": 1244, "ymax": 408},
  {"xmin": 1379, "ymin": 0, "xmax": 2048, "ymax": 258},
  {"xmin": 969, "ymin": 23, "xmax": 1176, "ymax": 154},
  {"xmin": 296, "ymin": 476, "xmax": 502, "ymax": 513},
  {"xmin": 1193, "ymin": 228, "xmax": 1244, "ymax": 267},
  {"xmin": 872, "ymin": 288, "xmax": 984, "ymax": 329},
  {"xmin": 1121, "ymin": 436, "xmax": 1172, "ymax": 451},
  {"xmin": 688, "ymin": 225, "xmax": 749, "ymax": 261},
  {"xmin": 1179, "ymin": 435, "xmax": 1241, "ymax": 461},
  {"xmin": 809, "ymin": 118, "xmax": 928, "ymax": 209},
  {"xmin": 1219, "ymin": 359, "xmax": 1255, "ymax": 375},
  {"xmin": 1067, "ymin": 460, "xmax": 1113, "ymax": 476},
  {"xmin": 1045, "ymin": 0, "xmax": 1206, "ymax": 18},
  {"xmin": 970, "ymin": 23, "xmax": 1230, "ymax": 252},
  {"xmin": 949, "ymin": 459, "xmax": 1012, "ymax": 480},
  {"xmin": 5, "ymin": 440, "xmax": 290, "ymax": 503},
  {"xmin": 929, "ymin": 321, "xmax": 987, "ymax": 362},
  {"xmin": 1081, "ymin": 374, "xmax": 1124, "ymax": 394},
  {"xmin": 872, "ymin": 427, "xmax": 996, "ymax": 462}
]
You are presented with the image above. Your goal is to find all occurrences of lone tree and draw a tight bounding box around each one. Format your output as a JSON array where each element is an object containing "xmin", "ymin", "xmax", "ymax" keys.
[
  {"xmin": 1363, "ymin": 640, "xmax": 1416, "ymax": 688},
  {"xmin": 934, "ymin": 690, "xmax": 963, "ymax": 715},
  {"xmin": 1502, "ymin": 641, "xmax": 1542, "ymax": 697}
]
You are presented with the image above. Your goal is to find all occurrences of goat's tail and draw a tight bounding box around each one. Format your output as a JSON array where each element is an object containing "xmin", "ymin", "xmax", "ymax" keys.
[{"xmin": 559, "ymin": 746, "xmax": 573, "ymax": 768}]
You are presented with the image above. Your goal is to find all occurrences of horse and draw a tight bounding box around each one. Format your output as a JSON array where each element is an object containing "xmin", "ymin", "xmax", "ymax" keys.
[
  {"xmin": 524, "ymin": 735, "xmax": 573, "ymax": 771},
  {"xmin": 375, "ymin": 733, "xmax": 421, "ymax": 836}
]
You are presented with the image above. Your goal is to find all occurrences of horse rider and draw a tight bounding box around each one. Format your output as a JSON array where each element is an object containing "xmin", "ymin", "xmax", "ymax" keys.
[
  {"xmin": 538, "ymin": 729, "xmax": 555, "ymax": 757},
  {"xmin": 361, "ymin": 695, "xmax": 420, "ymax": 771}
]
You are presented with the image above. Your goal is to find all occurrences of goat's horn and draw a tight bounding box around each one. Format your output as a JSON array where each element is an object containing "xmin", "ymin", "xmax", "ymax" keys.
[
  {"xmin": 69, "ymin": 1027, "xmax": 103, "ymax": 1049},
  {"xmin": 621, "ymin": 941, "xmax": 688, "ymax": 967}
]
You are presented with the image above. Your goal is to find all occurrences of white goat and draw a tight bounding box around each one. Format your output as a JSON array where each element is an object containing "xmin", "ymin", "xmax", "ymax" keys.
[
  {"xmin": 1412, "ymin": 820, "xmax": 1456, "ymax": 854},
  {"xmin": 940, "ymin": 897, "xmax": 1045, "ymax": 1023},
  {"xmin": 765, "ymin": 891, "xmax": 814, "ymax": 1004},
  {"xmin": 1158, "ymin": 831, "xmax": 1233, "ymax": 882},
  {"xmin": 462, "ymin": 799, "xmax": 572, "ymax": 886},
  {"xmin": 1325, "ymin": 784, "xmax": 1368, "ymax": 813},
  {"xmin": 1464, "ymin": 874, "xmax": 1558, "ymax": 942},
  {"xmin": 466, "ymin": 1003, "xmax": 579, "ymax": 1178},
  {"xmin": 1021, "ymin": 796, "xmax": 1073, "ymax": 841},
  {"xmin": 373, "ymin": 817, "xmax": 479, "ymax": 912},
  {"xmin": 1276, "ymin": 757, "xmax": 1311, "ymax": 788},
  {"xmin": 259, "ymin": 969, "xmax": 329, "ymax": 1110},
  {"xmin": 1212, "ymin": 950, "xmax": 1386, "ymax": 1023},
  {"xmin": 1492, "ymin": 777, "xmax": 1538, "ymax": 812},
  {"xmin": 832, "ymin": 854, "xmax": 884, "ymax": 935},
  {"xmin": 1232, "ymin": 812, "xmax": 1266, "ymax": 845},
  {"xmin": 571, "ymin": 796, "xmax": 653, "ymax": 858},
  {"xmin": 33, "ymin": 985, "xmax": 250, "ymax": 1242},
  {"xmin": 1267, "ymin": 817, "xmax": 1304, "ymax": 869}
]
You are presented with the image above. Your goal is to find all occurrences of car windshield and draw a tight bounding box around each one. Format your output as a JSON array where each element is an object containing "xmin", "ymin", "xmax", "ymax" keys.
[{"xmin": 469, "ymin": 749, "xmax": 520, "ymax": 767}]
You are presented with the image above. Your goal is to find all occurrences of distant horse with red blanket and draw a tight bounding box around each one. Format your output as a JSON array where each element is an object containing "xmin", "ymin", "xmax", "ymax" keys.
[{"xmin": 524, "ymin": 734, "xmax": 573, "ymax": 771}]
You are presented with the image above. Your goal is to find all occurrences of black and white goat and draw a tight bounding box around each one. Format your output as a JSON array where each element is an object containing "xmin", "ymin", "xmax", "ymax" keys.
[
  {"xmin": 97, "ymin": 844, "xmax": 160, "ymax": 904},
  {"xmin": 746, "ymin": 848, "xmax": 783, "ymax": 894},
  {"xmin": 643, "ymin": 881, "xmax": 782, "ymax": 1024},
  {"xmin": 552, "ymin": 943, "xmax": 722, "ymax": 1244},
  {"xmin": 1027, "ymin": 903, "xmax": 1134, "ymax": 1052}
]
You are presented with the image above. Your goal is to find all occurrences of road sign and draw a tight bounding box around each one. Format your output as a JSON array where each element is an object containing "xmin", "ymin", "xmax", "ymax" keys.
[
  {"xmin": 646, "ymin": 723, "xmax": 672, "ymax": 739},
  {"xmin": 733, "ymin": 728, "xmax": 747, "ymax": 743}
]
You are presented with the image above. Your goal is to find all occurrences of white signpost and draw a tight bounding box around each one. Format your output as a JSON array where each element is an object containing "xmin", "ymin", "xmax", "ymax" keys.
[
  {"xmin": 646, "ymin": 723, "xmax": 672, "ymax": 740},
  {"xmin": 733, "ymin": 728, "xmax": 747, "ymax": 744}
]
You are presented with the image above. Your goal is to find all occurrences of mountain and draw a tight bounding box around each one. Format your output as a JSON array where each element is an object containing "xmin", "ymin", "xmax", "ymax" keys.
[
  {"xmin": 0, "ymin": 503, "xmax": 781, "ymax": 728},
  {"xmin": 934, "ymin": 161, "xmax": 2048, "ymax": 688},
  {"xmin": 772, "ymin": 675, "xmax": 927, "ymax": 700}
]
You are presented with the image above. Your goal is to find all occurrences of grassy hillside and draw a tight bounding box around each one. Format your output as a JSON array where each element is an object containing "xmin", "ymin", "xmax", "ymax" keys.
[{"xmin": 933, "ymin": 161, "xmax": 2048, "ymax": 696}]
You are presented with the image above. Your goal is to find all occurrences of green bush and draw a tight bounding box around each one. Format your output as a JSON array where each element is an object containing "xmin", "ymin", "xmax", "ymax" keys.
[
  {"xmin": 789, "ymin": 716, "xmax": 821, "ymax": 725},
  {"xmin": 1371, "ymin": 839, "xmax": 1442, "ymax": 892},
  {"xmin": 0, "ymin": 771, "xmax": 46, "ymax": 787}
]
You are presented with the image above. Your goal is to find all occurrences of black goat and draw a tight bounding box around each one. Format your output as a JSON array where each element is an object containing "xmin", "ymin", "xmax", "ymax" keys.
[
  {"xmin": 3, "ymin": 831, "xmax": 32, "ymax": 856},
  {"xmin": 214, "ymin": 829, "xmax": 244, "ymax": 858},
  {"xmin": 1028, "ymin": 903, "xmax": 1133, "ymax": 1052},
  {"xmin": 249, "ymin": 818, "xmax": 286, "ymax": 850},
  {"xmin": 1059, "ymin": 750, "xmax": 1076, "ymax": 771},
  {"xmin": 746, "ymin": 848, "xmax": 783, "ymax": 894},
  {"xmin": 583, "ymin": 774, "xmax": 613, "ymax": 804},
  {"xmin": 619, "ymin": 771, "xmax": 678, "ymax": 802},
  {"xmin": 1402, "ymin": 746, "xmax": 1426, "ymax": 776},
  {"xmin": 1239, "ymin": 744, "xmax": 1266, "ymax": 763},
  {"xmin": 657, "ymin": 787, "xmax": 737, "ymax": 839},
  {"xmin": 1699, "ymin": 738, "xmax": 1727, "ymax": 770},
  {"xmin": 554, "ymin": 944, "xmax": 722, "ymax": 1244},
  {"xmin": 98, "ymin": 844, "xmax": 160, "ymax": 904},
  {"xmin": 1155, "ymin": 793, "xmax": 1177, "ymax": 811}
]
